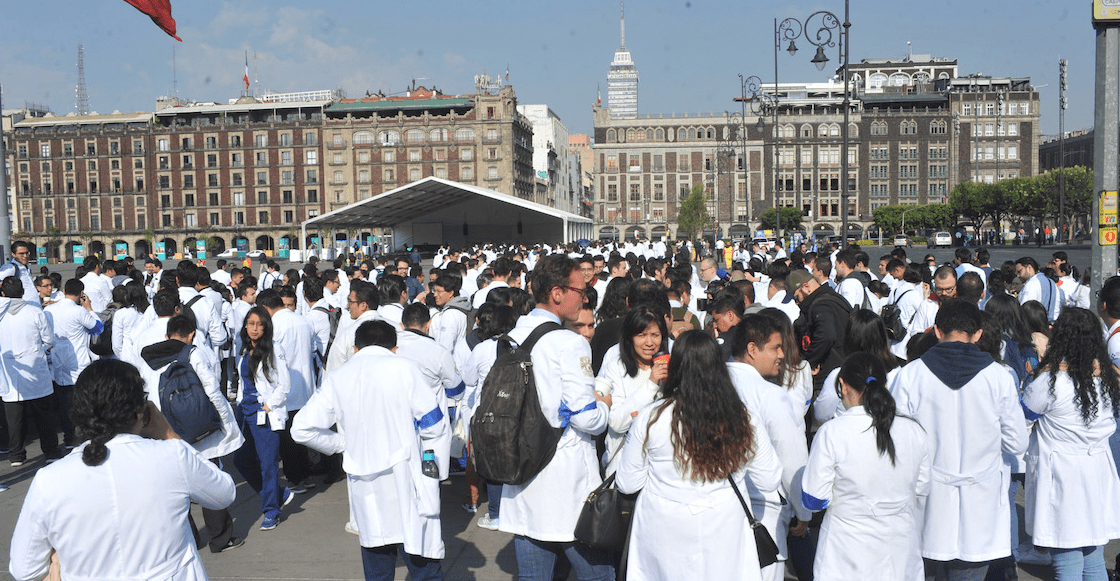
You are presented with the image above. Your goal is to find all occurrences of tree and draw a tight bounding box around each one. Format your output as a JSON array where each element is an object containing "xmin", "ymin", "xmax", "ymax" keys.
[
  {"xmin": 985, "ymin": 177, "xmax": 1028, "ymax": 233},
  {"xmin": 872, "ymin": 203, "xmax": 953, "ymax": 233},
  {"xmin": 759, "ymin": 207, "xmax": 805, "ymax": 232},
  {"xmin": 676, "ymin": 183, "xmax": 709, "ymax": 240},
  {"xmin": 1012, "ymin": 174, "xmax": 1055, "ymax": 230},
  {"xmin": 949, "ymin": 181, "xmax": 988, "ymax": 231},
  {"xmin": 1049, "ymin": 166, "xmax": 1093, "ymax": 241},
  {"xmin": 871, "ymin": 204, "xmax": 911, "ymax": 233}
]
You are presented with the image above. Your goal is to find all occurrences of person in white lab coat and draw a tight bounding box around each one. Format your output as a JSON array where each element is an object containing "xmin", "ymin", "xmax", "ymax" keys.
[
  {"xmin": 890, "ymin": 299, "xmax": 1028, "ymax": 580},
  {"xmin": 327, "ymin": 281, "xmax": 381, "ymax": 373},
  {"xmin": 1022, "ymin": 307, "xmax": 1120, "ymax": 580},
  {"xmin": 802, "ymin": 352, "xmax": 931, "ymax": 581},
  {"xmin": 496, "ymin": 255, "xmax": 613, "ymax": 581},
  {"xmin": 293, "ymin": 320, "xmax": 449, "ymax": 581},
  {"xmin": 727, "ymin": 313, "xmax": 814, "ymax": 581},
  {"xmin": 8, "ymin": 359, "xmax": 236, "ymax": 581},
  {"xmin": 232, "ymin": 306, "xmax": 294, "ymax": 532},
  {"xmin": 0, "ymin": 277, "xmax": 62, "ymax": 465},
  {"xmin": 0, "ymin": 241, "xmax": 42, "ymax": 307},
  {"xmin": 139, "ymin": 312, "xmax": 246, "ymax": 553},
  {"xmin": 594, "ymin": 305, "xmax": 668, "ymax": 475},
  {"xmin": 258, "ymin": 288, "xmax": 317, "ymax": 493},
  {"xmin": 757, "ymin": 308, "xmax": 812, "ymax": 428},
  {"xmin": 815, "ymin": 309, "xmax": 903, "ymax": 426},
  {"xmin": 44, "ymin": 278, "xmax": 104, "ymax": 448},
  {"xmin": 616, "ymin": 330, "xmax": 783, "ymax": 581}
]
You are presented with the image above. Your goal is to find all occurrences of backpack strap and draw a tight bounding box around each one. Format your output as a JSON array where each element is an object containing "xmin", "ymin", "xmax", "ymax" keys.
[
  {"xmin": 176, "ymin": 343, "xmax": 194, "ymax": 365},
  {"xmin": 185, "ymin": 295, "xmax": 204, "ymax": 309},
  {"xmin": 514, "ymin": 321, "xmax": 564, "ymax": 354}
]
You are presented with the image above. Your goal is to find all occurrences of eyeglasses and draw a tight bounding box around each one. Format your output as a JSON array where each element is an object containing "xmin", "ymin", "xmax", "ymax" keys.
[
  {"xmin": 561, "ymin": 285, "xmax": 588, "ymax": 297},
  {"xmin": 934, "ymin": 285, "xmax": 956, "ymax": 294}
]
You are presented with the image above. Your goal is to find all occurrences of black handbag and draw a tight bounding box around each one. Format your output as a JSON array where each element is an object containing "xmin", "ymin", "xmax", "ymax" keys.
[
  {"xmin": 574, "ymin": 473, "xmax": 637, "ymax": 551},
  {"xmin": 728, "ymin": 476, "xmax": 780, "ymax": 569}
]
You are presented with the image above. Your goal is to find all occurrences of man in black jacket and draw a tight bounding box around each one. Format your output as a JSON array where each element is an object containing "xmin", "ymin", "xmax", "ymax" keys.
[{"xmin": 788, "ymin": 269, "xmax": 851, "ymax": 393}]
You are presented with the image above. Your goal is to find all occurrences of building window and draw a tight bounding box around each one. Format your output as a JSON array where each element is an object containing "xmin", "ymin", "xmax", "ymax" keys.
[
  {"xmin": 207, "ymin": 154, "xmax": 217, "ymax": 168},
  {"xmin": 258, "ymin": 210, "xmax": 269, "ymax": 224},
  {"xmin": 256, "ymin": 152, "xmax": 267, "ymax": 166},
  {"xmin": 257, "ymin": 171, "xmax": 267, "ymax": 185},
  {"xmin": 234, "ymin": 211, "xmax": 244, "ymax": 225},
  {"xmin": 183, "ymin": 175, "xmax": 194, "ymax": 188},
  {"xmin": 280, "ymin": 133, "xmax": 291, "ymax": 146},
  {"xmin": 162, "ymin": 214, "xmax": 172, "ymax": 227},
  {"xmin": 461, "ymin": 166, "xmax": 473, "ymax": 180},
  {"xmin": 410, "ymin": 150, "xmax": 421, "ymax": 162},
  {"xmin": 455, "ymin": 128, "xmax": 475, "ymax": 141},
  {"xmin": 282, "ymin": 171, "xmax": 293, "ymax": 185},
  {"xmin": 185, "ymin": 213, "xmax": 196, "ymax": 227},
  {"xmin": 90, "ymin": 214, "xmax": 100, "ymax": 230},
  {"xmin": 284, "ymin": 210, "xmax": 294, "ymax": 223},
  {"xmin": 208, "ymin": 174, "xmax": 219, "ymax": 187},
  {"xmin": 210, "ymin": 212, "xmax": 220, "ymax": 226},
  {"xmin": 233, "ymin": 192, "xmax": 245, "ymax": 205},
  {"xmin": 405, "ymin": 129, "xmax": 424, "ymax": 143},
  {"xmin": 282, "ymin": 190, "xmax": 293, "ymax": 204},
  {"xmin": 379, "ymin": 131, "xmax": 400, "ymax": 145},
  {"xmin": 461, "ymin": 148, "xmax": 473, "ymax": 161},
  {"xmin": 409, "ymin": 168, "xmax": 420, "ymax": 180},
  {"xmin": 281, "ymin": 151, "xmax": 292, "ymax": 165},
  {"xmin": 257, "ymin": 191, "xmax": 268, "ymax": 205},
  {"xmin": 232, "ymin": 173, "xmax": 243, "ymax": 186},
  {"xmin": 209, "ymin": 192, "xmax": 219, "ymax": 206},
  {"xmin": 159, "ymin": 176, "xmax": 170, "ymax": 189},
  {"xmin": 206, "ymin": 136, "xmax": 217, "ymax": 149},
  {"xmin": 305, "ymin": 150, "xmax": 317, "ymax": 165},
  {"xmin": 307, "ymin": 189, "xmax": 318, "ymax": 203},
  {"xmin": 184, "ymin": 194, "xmax": 195, "ymax": 207},
  {"xmin": 255, "ymin": 134, "xmax": 267, "ymax": 147},
  {"xmin": 487, "ymin": 166, "xmax": 498, "ymax": 180}
]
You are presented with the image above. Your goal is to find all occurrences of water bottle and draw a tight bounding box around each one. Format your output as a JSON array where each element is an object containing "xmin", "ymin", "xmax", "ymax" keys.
[{"xmin": 421, "ymin": 449, "xmax": 439, "ymax": 479}]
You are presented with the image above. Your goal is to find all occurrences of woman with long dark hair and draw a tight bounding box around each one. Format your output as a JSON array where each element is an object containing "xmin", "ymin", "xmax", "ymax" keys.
[
  {"xmin": 596, "ymin": 277, "xmax": 631, "ymax": 323},
  {"xmin": 801, "ymin": 352, "xmax": 930, "ymax": 580},
  {"xmin": 233, "ymin": 306, "xmax": 293, "ymax": 532},
  {"xmin": 814, "ymin": 309, "xmax": 901, "ymax": 424},
  {"xmin": 112, "ymin": 280, "xmax": 149, "ymax": 363},
  {"xmin": 985, "ymin": 293, "xmax": 1037, "ymax": 386},
  {"xmin": 595, "ymin": 305, "xmax": 670, "ymax": 474},
  {"xmin": 1021, "ymin": 299, "xmax": 1052, "ymax": 360},
  {"xmin": 616, "ymin": 331, "xmax": 781, "ymax": 580},
  {"xmin": 10, "ymin": 359, "xmax": 235, "ymax": 581},
  {"xmin": 1023, "ymin": 307, "xmax": 1120, "ymax": 580}
]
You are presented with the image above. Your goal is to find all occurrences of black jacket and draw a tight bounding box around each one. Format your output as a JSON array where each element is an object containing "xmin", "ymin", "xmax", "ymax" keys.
[{"xmin": 793, "ymin": 284, "xmax": 851, "ymax": 380}]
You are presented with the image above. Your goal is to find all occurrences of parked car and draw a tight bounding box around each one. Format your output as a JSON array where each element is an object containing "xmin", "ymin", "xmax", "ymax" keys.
[
  {"xmin": 216, "ymin": 248, "xmax": 237, "ymax": 258},
  {"xmin": 246, "ymin": 249, "xmax": 266, "ymax": 258},
  {"xmin": 927, "ymin": 231, "xmax": 953, "ymax": 248},
  {"xmin": 893, "ymin": 234, "xmax": 912, "ymax": 248},
  {"xmin": 752, "ymin": 237, "xmax": 778, "ymax": 251}
]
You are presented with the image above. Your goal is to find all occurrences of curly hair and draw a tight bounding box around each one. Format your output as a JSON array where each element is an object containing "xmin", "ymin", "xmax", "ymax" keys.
[
  {"xmin": 647, "ymin": 330, "xmax": 755, "ymax": 483},
  {"xmin": 1036, "ymin": 307, "xmax": 1120, "ymax": 425},
  {"xmin": 71, "ymin": 360, "xmax": 148, "ymax": 466}
]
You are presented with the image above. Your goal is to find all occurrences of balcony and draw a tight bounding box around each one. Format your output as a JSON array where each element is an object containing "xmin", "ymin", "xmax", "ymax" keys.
[{"xmin": 327, "ymin": 141, "xmax": 347, "ymax": 150}]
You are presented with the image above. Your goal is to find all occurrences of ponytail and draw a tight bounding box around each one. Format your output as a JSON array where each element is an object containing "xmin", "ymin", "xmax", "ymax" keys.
[
  {"xmin": 837, "ymin": 352, "xmax": 898, "ymax": 466},
  {"xmin": 71, "ymin": 360, "xmax": 148, "ymax": 467}
]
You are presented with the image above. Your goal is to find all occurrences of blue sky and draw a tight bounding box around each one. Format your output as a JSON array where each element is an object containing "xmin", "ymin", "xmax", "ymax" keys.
[{"xmin": 0, "ymin": 0, "xmax": 1092, "ymax": 137}]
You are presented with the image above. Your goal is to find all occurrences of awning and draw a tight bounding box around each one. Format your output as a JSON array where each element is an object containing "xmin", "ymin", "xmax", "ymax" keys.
[{"xmin": 301, "ymin": 177, "xmax": 593, "ymax": 250}]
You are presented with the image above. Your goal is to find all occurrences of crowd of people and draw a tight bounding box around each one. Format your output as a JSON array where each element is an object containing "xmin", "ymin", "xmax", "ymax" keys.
[{"xmin": 1, "ymin": 235, "xmax": 1119, "ymax": 581}]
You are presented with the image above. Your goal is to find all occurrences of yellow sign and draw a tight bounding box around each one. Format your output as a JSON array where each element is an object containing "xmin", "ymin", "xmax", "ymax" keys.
[
  {"xmin": 1101, "ymin": 191, "xmax": 1118, "ymax": 225},
  {"xmin": 1101, "ymin": 226, "xmax": 1118, "ymax": 246},
  {"xmin": 1094, "ymin": 0, "xmax": 1120, "ymax": 22}
]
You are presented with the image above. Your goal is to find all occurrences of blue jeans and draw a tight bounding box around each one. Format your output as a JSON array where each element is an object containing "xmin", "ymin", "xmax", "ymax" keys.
[
  {"xmin": 1009, "ymin": 473, "xmax": 1025, "ymax": 562},
  {"xmin": 786, "ymin": 528, "xmax": 818, "ymax": 581},
  {"xmin": 513, "ymin": 535, "xmax": 613, "ymax": 581},
  {"xmin": 233, "ymin": 407, "xmax": 284, "ymax": 519},
  {"xmin": 1052, "ymin": 546, "xmax": 1107, "ymax": 581},
  {"xmin": 360, "ymin": 544, "xmax": 442, "ymax": 581},
  {"xmin": 487, "ymin": 482, "xmax": 503, "ymax": 519},
  {"xmin": 924, "ymin": 559, "xmax": 990, "ymax": 581}
]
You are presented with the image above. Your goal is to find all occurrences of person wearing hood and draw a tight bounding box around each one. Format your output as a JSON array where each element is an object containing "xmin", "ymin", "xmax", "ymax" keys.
[
  {"xmin": 890, "ymin": 299, "xmax": 1028, "ymax": 579},
  {"xmin": 430, "ymin": 274, "xmax": 471, "ymax": 357},
  {"xmin": 0, "ymin": 276, "xmax": 62, "ymax": 466},
  {"xmin": 139, "ymin": 312, "xmax": 245, "ymax": 554}
]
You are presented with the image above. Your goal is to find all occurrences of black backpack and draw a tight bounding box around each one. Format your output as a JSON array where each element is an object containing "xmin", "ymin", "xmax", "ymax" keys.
[
  {"xmin": 471, "ymin": 322, "xmax": 565, "ymax": 485},
  {"xmin": 313, "ymin": 305, "xmax": 343, "ymax": 361},
  {"xmin": 159, "ymin": 344, "xmax": 222, "ymax": 444},
  {"xmin": 880, "ymin": 289, "xmax": 913, "ymax": 342},
  {"xmin": 89, "ymin": 303, "xmax": 121, "ymax": 357}
]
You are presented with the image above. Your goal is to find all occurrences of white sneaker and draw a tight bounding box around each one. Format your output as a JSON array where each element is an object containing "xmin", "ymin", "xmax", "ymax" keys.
[
  {"xmin": 1017, "ymin": 543, "xmax": 1052, "ymax": 566},
  {"xmin": 344, "ymin": 521, "xmax": 359, "ymax": 535},
  {"xmin": 477, "ymin": 515, "xmax": 499, "ymax": 530}
]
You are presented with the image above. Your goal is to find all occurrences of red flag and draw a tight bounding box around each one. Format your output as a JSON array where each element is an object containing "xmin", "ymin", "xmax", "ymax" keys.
[{"xmin": 123, "ymin": 0, "xmax": 181, "ymax": 41}]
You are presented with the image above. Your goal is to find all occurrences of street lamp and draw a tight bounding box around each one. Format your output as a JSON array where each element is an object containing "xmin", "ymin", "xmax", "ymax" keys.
[
  {"xmin": 737, "ymin": 75, "xmax": 777, "ymax": 236},
  {"xmin": 770, "ymin": 5, "xmax": 850, "ymax": 247}
]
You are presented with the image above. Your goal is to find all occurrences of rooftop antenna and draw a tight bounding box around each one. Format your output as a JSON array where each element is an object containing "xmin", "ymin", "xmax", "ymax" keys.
[
  {"xmin": 75, "ymin": 44, "xmax": 90, "ymax": 115},
  {"xmin": 906, "ymin": 41, "xmax": 913, "ymax": 61},
  {"xmin": 253, "ymin": 51, "xmax": 259, "ymax": 97},
  {"xmin": 620, "ymin": 0, "xmax": 626, "ymax": 50},
  {"xmin": 172, "ymin": 45, "xmax": 179, "ymax": 99}
]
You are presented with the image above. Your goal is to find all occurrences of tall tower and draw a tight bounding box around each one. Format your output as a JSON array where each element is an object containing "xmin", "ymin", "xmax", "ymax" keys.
[
  {"xmin": 75, "ymin": 44, "xmax": 90, "ymax": 116},
  {"xmin": 607, "ymin": 2, "xmax": 639, "ymax": 119}
]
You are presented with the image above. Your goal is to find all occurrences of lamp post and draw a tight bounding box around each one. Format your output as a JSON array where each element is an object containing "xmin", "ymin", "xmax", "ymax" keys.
[
  {"xmin": 737, "ymin": 75, "xmax": 777, "ymax": 237},
  {"xmin": 901, "ymin": 203, "xmax": 929, "ymax": 234},
  {"xmin": 770, "ymin": 4, "xmax": 850, "ymax": 247}
]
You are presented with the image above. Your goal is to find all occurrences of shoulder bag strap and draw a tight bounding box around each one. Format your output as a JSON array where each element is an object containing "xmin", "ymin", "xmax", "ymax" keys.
[{"xmin": 727, "ymin": 476, "xmax": 761, "ymax": 526}]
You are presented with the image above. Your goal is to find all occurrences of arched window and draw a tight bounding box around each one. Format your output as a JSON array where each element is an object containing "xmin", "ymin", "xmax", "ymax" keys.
[
  {"xmin": 688, "ymin": 128, "xmax": 697, "ymax": 140},
  {"xmin": 454, "ymin": 127, "xmax": 475, "ymax": 141},
  {"xmin": 848, "ymin": 123, "xmax": 859, "ymax": 137},
  {"xmin": 818, "ymin": 124, "xmax": 829, "ymax": 137},
  {"xmin": 607, "ymin": 129, "xmax": 617, "ymax": 143},
  {"xmin": 677, "ymin": 128, "xmax": 687, "ymax": 141},
  {"xmin": 405, "ymin": 129, "xmax": 424, "ymax": 143},
  {"xmin": 626, "ymin": 129, "xmax": 636, "ymax": 142},
  {"xmin": 379, "ymin": 130, "xmax": 400, "ymax": 145},
  {"xmin": 915, "ymin": 72, "xmax": 931, "ymax": 84},
  {"xmin": 868, "ymin": 73, "xmax": 888, "ymax": 89},
  {"xmin": 655, "ymin": 128, "xmax": 665, "ymax": 141},
  {"xmin": 429, "ymin": 128, "xmax": 448, "ymax": 142},
  {"xmin": 353, "ymin": 130, "xmax": 374, "ymax": 145},
  {"xmin": 706, "ymin": 128, "xmax": 714, "ymax": 139},
  {"xmin": 829, "ymin": 124, "xmax": 840, "ymax": 137},
  {"xmin": 800, "ymin": 124, "xmax": 812, "ymax": 138},
  {"xmin": 781, "ymin": 124, "xmax": 795, "ymax": 138},
  {"xmin": 888, "ymin": 73, "xmax": 910, "ymax": 87},
  {"xmin": 646, "ymin": 129, "xmax": 655, "ymax": 141}
]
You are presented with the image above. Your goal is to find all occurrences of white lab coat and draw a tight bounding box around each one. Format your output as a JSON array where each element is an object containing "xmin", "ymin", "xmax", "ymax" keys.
[
  {"xmin": 291, "ymin": 346, "xmax": 447, "ymax": 558},
  {"xmin": 781, "ymin": 359, "xmax": 813, "ymax": 428},
  {"xmin": 80, "ymin": 271, "xmax": 112, "ymax": 314},
  {"xmin": 326, "ymin": 310, "xmax": 380, "ymax": 375},
  {"xmin": 270, "ymin": 308, "xmax": 316, "ymax": 410},
  {"xmin": 395, "ymin": 328, "xmax": 463, "ymax": 479},
  {"xmin": 890, "ymin": 347, "xmax": 1028, "ymax": 562},
  {"xmin": 1019, "ymin": 273, "xmax": 1063, "ymax": 321},
  {"xmin": 9, "ymin": 435, "xmax": 235, "ymax": 581},
  {"xmin": 178, "ymin": 287, "xmax": 227, "ymax": 355},
  {"xmin": 237, "ymin": 350, "xmax": 290, "ymax": 430},
  {"xmin": 801, "ymin": 406, "xmax": 931, "ymax": 581},
  {"xmin": 44, "ymin": 297, "xmax": 101, "ymax": 386},
  {"xmin": 1023, "ymin": 371, "xmax": 1120, "ymax": 548},
  {"xmin": 140, "ymin": 341, "xmax": 244, "ymax": 460},
  {"xmin": 595, "ymin": 352, "xmax": 660, "ymax": 474},
  {"xmin": 616, "ymin": 401, "xmax": 782, "ymax": 581},
  {"xmin": 111, "ymin": 305, "xmax": 142, "ymax": 361},
  {"xmin": 728, "ymin": 361, "xmax": 812, "ymax": 562},
  {"xmin": 816, "ymin": 366, "xmax": 902, "ymax": 425},
  {"xmin": 497, "ymin": 309, "xmax": 609, "ymax": 542},
  {"xmin": 0, "ymin": 300, "xmax": 54, "ymax": 402}
]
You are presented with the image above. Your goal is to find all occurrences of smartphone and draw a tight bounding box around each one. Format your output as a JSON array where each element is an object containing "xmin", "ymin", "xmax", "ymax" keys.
[{"xmin": 256, "ymin": 410, "xmax": 266, "ymax": 426}]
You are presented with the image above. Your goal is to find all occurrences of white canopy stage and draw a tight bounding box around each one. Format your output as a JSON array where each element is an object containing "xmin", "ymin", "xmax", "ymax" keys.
[{"xmin": 301, "ymin": 177, "xmax": 593, "ymax": 253}]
